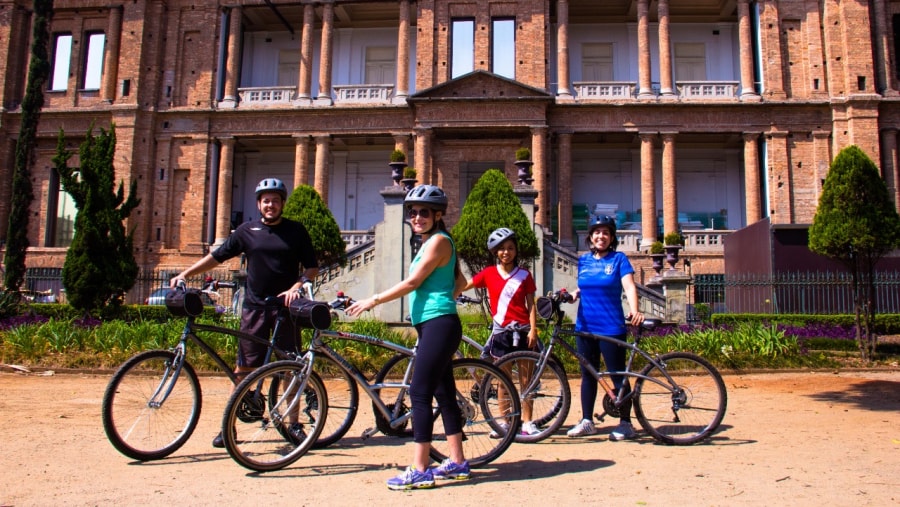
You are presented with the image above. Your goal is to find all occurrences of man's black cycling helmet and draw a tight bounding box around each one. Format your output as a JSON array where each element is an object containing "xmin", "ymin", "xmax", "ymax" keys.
[
  {"xmin": 487, "ymin": 227, "xmax": 516, "ymax": 251},
  {"xmin": 587, "ymin": 214, "xmax": 619, "ymax": 250},
  {"xmin": 405, "ymin": 184, "xmax": 448, "ymax": 212},
  {"xmin": 255, "ymin": 178, "xmax": 288, "ymax": 200}
]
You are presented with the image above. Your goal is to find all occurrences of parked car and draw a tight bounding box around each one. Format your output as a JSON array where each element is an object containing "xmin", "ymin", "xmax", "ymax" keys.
[{"xmin": 144, "ymin": 287, "xmax": 215, "ymax": 306}]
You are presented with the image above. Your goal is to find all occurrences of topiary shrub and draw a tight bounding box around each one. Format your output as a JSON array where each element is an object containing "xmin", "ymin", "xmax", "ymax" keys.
[
  {"xmin": 515, "ymin": 147, "xmax": 531, "ymax": 161},
  {"xmin": 390, "ymin": 149, "xmax": 406, "ymax": 163},
  {"xmin": 452, "ymin": 168, "xmax": 539, "ymax": 276},
  {"xmin": 283, "ymin": 185, "xmax": 348, "ymax": 268}
]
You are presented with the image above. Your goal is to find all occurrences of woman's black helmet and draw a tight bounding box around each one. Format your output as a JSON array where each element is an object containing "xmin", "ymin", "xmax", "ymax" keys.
[
  {"xmin": 587, "ymin": 214, "xmax": 619, "ymax": 250},
  {"xmin": 404, "ymin": 184, "xmax": 448, "ymax": 212}
]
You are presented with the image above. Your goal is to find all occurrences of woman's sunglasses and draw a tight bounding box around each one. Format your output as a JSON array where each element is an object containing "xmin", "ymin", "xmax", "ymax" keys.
[{"xmin": 407, "ymin": 208, "xmax": 432, "ymax": 219}]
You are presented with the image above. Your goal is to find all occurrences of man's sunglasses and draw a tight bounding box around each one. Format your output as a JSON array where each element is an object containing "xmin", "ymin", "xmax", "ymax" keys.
[{"xmin": 407, "ymin": 208, "xmax": 432, "ymax": 219}]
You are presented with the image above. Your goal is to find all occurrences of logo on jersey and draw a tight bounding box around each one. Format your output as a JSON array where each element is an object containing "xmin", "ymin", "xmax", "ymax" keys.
[{"xmin": 604, "ymin": 263, "xmax": 615, "ymax": 276}]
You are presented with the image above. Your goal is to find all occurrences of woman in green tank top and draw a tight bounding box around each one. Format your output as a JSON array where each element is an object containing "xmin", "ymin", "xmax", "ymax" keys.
[{"xmin": 347, "ymin": 185, "xmax": 470, "ymax": 490}]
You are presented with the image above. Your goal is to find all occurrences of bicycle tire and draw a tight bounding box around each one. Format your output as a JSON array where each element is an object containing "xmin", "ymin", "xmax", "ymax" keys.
[
  {"xmin": 429, "ymin": 358, "xmax": 521, "ymax": 467},
  {"xmin": 310, "ymin": 354, "xmax": 359, "ymax": 448},
  {"xmin": 222, "ymin": 360, "xmax": 328, "ymax": 472},
  {"xmin": 493, "ymin": 350, "xmax": 570, "ymax": 443},
  {"xmin": 101, "ymin": 350, "xmax": 201, "ymax": 461},
  {"xmin": 633, "ymin": 351, "xmax": 727, "ymax": 445},
  {"xmin": 372, "ymin": 353, "xmax": 415, "ymax": 437}
]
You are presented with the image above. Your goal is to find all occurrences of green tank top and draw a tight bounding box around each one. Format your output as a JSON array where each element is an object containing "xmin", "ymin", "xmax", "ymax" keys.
[{"xmin": 408, "ymin": 231, "xmax": 458, "ymax": 325}]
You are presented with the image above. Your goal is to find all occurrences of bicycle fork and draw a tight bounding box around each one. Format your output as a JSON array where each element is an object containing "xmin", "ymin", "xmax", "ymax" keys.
[{"xmin": 148, "ymin": 344, "xmax": 187, "ymax": 409}]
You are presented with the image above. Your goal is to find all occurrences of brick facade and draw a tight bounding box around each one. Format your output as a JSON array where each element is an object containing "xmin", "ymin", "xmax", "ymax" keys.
[{"xmin": 1, "ymin": 0, "xmax": 899, "ymax": 284}]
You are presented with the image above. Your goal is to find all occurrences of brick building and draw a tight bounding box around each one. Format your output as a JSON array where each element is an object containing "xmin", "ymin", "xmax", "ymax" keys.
[{"xmin": 1, "ymin": 0, "xmax": 899, "ymax": 291}]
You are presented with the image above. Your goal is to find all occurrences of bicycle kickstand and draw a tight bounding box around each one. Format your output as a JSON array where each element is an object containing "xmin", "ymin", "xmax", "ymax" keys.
[{"xmin": 361, "ymin": 426, "xmax": 379, "ymax": 440}]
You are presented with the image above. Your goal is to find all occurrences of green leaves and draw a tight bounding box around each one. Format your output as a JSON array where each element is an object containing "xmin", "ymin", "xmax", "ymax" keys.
[
  {"xmin": 452, "ymin": 169, "xmax": 539, "ymax": 275},
  {"xmin": 282, "ymin": 185, "xmax": 348, "ymax": 268}
]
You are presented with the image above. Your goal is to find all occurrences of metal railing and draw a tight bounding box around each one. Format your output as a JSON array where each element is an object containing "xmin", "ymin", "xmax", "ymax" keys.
[{"xmin": 693, "ymin": 271, "xmax": 900, "ymax": 315}]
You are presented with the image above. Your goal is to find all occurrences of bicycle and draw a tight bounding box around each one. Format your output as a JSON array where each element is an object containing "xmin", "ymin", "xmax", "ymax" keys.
[
  {"xmin": 494, "ymin": 289, "xmax": 727, "ymax": 445},
  {"xmin": 220, "ymin": 294, "xmax": 522, "ymax": 472},
  {"xmin": 101, "ymin": 282, "xmax": 353, "ymax": 460}
]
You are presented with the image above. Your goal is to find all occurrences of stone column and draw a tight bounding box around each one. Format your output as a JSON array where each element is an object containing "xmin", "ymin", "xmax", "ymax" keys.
[
  {"xmin": 220, "ymin": 6, "xmax": 242, "ymax": 108},
  {"xmin": 639, "ymin": 133, "xmax": 657, "ymax": 248},
  {"xmin": 295, "ymin": 3, "xmax": 315, "ymax": 104},
  {"xmin": 414, "ymin": 128, "xmax": 432, "ymax": 185},
  {"xmin": 661, "ymin": 133, "xmax": 677, "ymax": 236},
  {"xmin": 557, "ymin": 132, "xmax": 574, "ymax": 247},
  {"xmin": 316, "ymin": 1, "xmax": 335, "ymax": 105},
  {"xmin": 214, "ymin": 137, "xmax": 236, "ymax": 245},
  {"xmin": 314, "ymin": 135, "xmax": 331, "ymax": 203},
  {"xmin": 293, "ymin": 135, "xmax": 311, "ymax": 188},
  {"xmin": 872, "ymin": 0, "xmax": 897, "ymax": 95},
  {"xmin": 758, "ymin": 0, "xmax": 785, "ymax": 99},
  {"xmin": 657, "ymin": 0, "xmax": 674, "ymax": 98},
  {"xmin": 373, "ymin": 186, "xmax": 411, "ymax": 322},
  {"xmin": 100, "ymin": 5, "xmax": 123, "ymax": 103},
  {"xmin": 766, "ymin": 130, "xmax": 791, "ymax": 224},
  {"xmin": 743, "ymin": 132, "xmax": 762, "ymax": 225},
  {"xmin": 556, "ymin": 0, "xmax": 572, "ymax": 99},
  {"xmin": 393, "ymin": 0, "xmax": 410, "ymax": 103},
  {"xmin": 531, "ymin": 126, "xmax": 549, "ymax": 227},
  {"xmin": 661, "ymin": 270, "xmax": 693, "ymax": 324},
  {"xmin": 738, "ymin": 0, "xmax": 760, "ymax": 100},
  {"xmin": 636, "ymin": 0, "xmax": 654, "ymax": 99},
  {"xmin": 880, "ymin": 128, "xmax": 900, "ymax": 210}
]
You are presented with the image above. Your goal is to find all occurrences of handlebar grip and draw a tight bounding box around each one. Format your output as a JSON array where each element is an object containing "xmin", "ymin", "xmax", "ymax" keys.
[{"xmin": 216, "ymin": 281, "xmax": 237, "ymax": 290}]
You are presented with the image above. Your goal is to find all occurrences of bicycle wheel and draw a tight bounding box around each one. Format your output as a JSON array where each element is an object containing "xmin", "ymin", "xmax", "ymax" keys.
[
  {"xmin": 372, "ymin": 353, "xmax": 415, "ymax": 437},
  {"xmin": 222, "ymin": 360, "xmax": 327, "ymax": 472},
  {"xmin": 633, "ymin": 352, "xmax": 727, "ymax": 445},
  {"xmin": 430, "ymin": 358, "xmax": 521, "ymax": 467},
  {"xmin": 101, "ymin": 350, "xmax": 201, "ymax": 461},
  {"xmin": 310, "ymin": 354, "xmax": 359, "ymax": 448},
  {"xmin": 493, "ymin": 350, "xmax": 570, "ymax": 443}
]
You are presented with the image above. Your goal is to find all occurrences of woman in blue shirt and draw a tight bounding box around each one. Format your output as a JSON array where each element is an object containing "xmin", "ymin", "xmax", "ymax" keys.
[
  {"xmin": 347, "ymin": 185, "xmax": 469, "ymax": 490},
  {"xmin": 567, "ymin": 215, "xmax": 645, "ymax": 441}
]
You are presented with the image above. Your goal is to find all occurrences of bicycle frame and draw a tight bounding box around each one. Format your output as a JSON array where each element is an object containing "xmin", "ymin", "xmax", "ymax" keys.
[
  {"xmin": 295, "ymin": 328, "xmax": 418, "ymax": 435},
  {"xmin": 531, "ymin": 298, "xmax": 679, "ymax": 411}
]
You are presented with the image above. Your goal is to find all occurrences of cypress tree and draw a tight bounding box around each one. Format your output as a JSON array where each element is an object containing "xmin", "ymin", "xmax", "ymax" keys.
[
  {"xmin": 3, "ymin": 0, "xmax": 54, "ymax": 292},
  {"xmin": 53, "ymin": 125, "xmax": 141, "ymax": 313},
  {"xmin": 452, "ymin": 168, "xmax": 539, "ymax": 277},
  {"xmin": 809, "ymin": 145, "xmax": 900, "ymax": 361},
  {"xmin": 282, "ymin": 184, "xmax": 347, "ymax": 268}
]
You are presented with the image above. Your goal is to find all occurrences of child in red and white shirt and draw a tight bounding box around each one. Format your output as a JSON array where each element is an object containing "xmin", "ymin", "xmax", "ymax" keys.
[{"xmin": 460, "ymin": 227, "xmax": 540, "ymax": 436}]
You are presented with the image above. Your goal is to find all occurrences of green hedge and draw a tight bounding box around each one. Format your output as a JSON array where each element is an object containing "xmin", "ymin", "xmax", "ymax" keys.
[
  {"xmin": 710, "ymin": 313, "xmax": 900, "ymax": 334},
  {"xmin": 23, "ymin": 303, "xmax": 227, "ymax": 323}
]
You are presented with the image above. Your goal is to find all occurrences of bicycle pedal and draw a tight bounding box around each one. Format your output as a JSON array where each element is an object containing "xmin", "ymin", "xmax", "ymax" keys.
[
  {"xmin": 594, "ymin": 412, "xmax": 607, "ymax": 423},
  {"xmin": 361, "ymin": 427, "xmax": 377, "ymax": 440}
]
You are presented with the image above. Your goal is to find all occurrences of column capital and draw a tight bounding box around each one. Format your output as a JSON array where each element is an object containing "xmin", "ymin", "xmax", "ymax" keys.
[{"xmin": 742, "ymin": 132, "xmax": 762, "ymax": 141}]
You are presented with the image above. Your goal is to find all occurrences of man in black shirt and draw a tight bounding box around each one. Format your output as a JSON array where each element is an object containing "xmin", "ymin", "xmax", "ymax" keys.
[{"xmin": 171, "ymin": 177, "xmax": 318, "ymax": 447}]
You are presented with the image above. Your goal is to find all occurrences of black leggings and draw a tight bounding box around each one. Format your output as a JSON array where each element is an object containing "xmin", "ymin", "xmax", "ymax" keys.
[
  {"xmin": 576, "ymin": 334, "xmax": 632, "ymax": 423},
  {"xmin": 410, "ymin": 314, "xmax": 463, "ymax": 443}
]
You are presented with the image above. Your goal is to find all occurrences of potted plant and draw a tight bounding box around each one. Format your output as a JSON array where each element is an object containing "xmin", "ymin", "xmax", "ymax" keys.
[
  {"xmin": 401, "ymin": 166, "xmax": 417, "ymax": 191},
  {"xmin": 514, "ymin": 147, "xmax": 534, "ymax": 185},
  {"xmin": 389, "ymin": 149, "xmax": 407, "ymax": 186},
  {"xmin": 648, "ymin": 240, "xmax": 665, "ymax": 274},
  {"xmin": 663, "ymin": 232, "xmax": 683, "ymax": 269}
]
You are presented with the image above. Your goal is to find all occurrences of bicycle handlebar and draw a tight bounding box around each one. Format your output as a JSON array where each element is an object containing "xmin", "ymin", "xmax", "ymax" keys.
[
  {"xmin": 456, "ymin": 294, "xmax": 482, "ymax": 305},
  {"xmin": 541, "ymin": 289, "xmax": 661, "ymax": 330},
  {"xmin": 329, "ymin": 291, "xmax": 355, "ymax": 310}
]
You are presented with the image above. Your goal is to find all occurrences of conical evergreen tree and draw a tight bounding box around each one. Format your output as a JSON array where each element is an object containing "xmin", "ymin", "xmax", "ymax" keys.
[
  {"xmin": 283, "ymin": 185, "xmax": 347, "ymax": 268},
  {"xmin": 452, "ymin": 169, "xmax": 539, "ymax": 276},
  {"xmin": 4, "ymin": 0, "xmax": 54, "ymax": 292},
  {"xmin": 53, "ymin": 125, "xmax": 141, "ymax": 313},
  {"xmin": 809, "ymin": 145, "xmax": 900, "ymax": 361}
]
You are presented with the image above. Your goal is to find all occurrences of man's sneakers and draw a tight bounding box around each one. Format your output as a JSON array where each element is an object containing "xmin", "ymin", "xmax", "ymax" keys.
[
  {"xmin": 431, "ymin": 458, "xmax": 471, "ymax": 480},
  {"xmin": 386, "ymin": 466, "xmax": 435, "ymax": 490},
  {"xmin": 566, "ymin": 418, "xmax": 597, "ymax": 437},
  {"xmin": 609, "ymin": 421, "xmax": 638, "ymax": 441},
  {"xmin": 212, "ymin": 432, "xmax": 225, "ymax": 448}
]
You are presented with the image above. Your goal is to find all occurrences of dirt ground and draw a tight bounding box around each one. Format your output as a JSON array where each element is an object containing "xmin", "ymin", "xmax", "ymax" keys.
[{"xmin": 1, "ymin": 368, "xmax": 898, "ymax": 506}]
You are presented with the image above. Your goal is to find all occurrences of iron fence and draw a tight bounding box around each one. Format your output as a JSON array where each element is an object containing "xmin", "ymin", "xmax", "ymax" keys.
[{"xmin": 693, "ymin": 271, "xmax": 900, "ymax": 315}]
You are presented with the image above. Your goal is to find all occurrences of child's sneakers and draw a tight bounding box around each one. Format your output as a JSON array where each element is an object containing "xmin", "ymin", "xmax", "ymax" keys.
[
  {"xmin": 431, "ymin": 458, "xmax": 471, "ymax": 480},
  {"xmin": 520, "ymin": 421, "xmax": 540, "ymax": 436},
  {"xmin": 386, "ymin": 466, "xmax": 435, "ymax": 490}
]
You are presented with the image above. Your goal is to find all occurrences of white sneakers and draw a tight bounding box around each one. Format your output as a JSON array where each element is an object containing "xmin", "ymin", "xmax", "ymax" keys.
[
  {"xmin": 520, "ymin": 421, "xmax": 540, "ymax": 436},
  {"xmin": 566, "ymin": 419, "xmax": 597, "ymax": 437}
]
